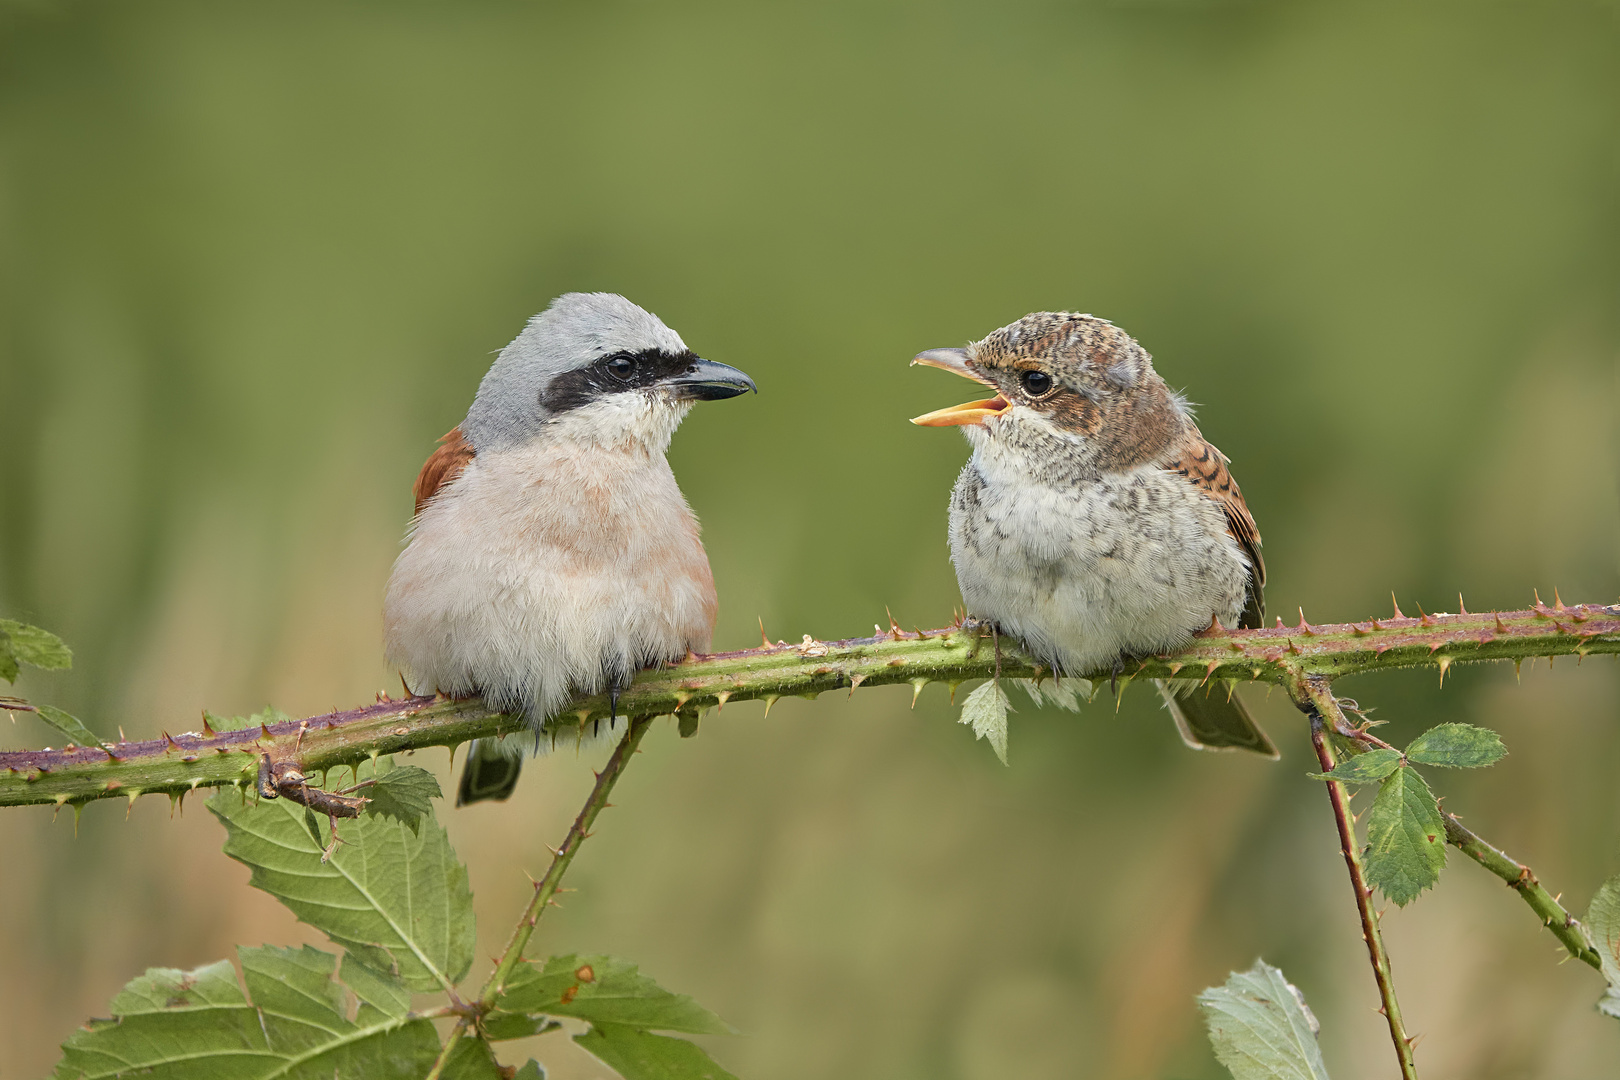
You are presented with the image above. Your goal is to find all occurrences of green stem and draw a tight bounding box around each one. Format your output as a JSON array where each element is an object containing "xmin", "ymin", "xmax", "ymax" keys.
[
  {"xmin": 424, "ymin": 714, "xmax": 653, "ymax": 1077},
  {"xmin": 1442, "ymin": 812, "xmax": 1602, "ymax": 970},
  {"xmin": 4, "ymin": 601, "xmax": 1617, "ymax": 809},
  {"xmin": 1297, "ymin": 676, "xmax": 1420, "ymax": 1080}
]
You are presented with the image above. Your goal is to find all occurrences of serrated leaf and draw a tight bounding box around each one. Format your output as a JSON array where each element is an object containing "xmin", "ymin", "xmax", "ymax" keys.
[
  {"xmin": 35, "ymin": 704, "xmax": 109, "ymax": 752},
  {"xmin": 498, "ymin": 955, "xmax": 732, "ymax": 1034},
  {"xmin": 0, "ymin": 619, "xmax": 73, "ymax": 674},
  {"xmin": 575, "ymin": 1023, "xmax": 739, "ymax": 1080},
  {"xmin": 52, "ymin": 948, "xmax": 440, "ymax": 1080},
  {"xmin": 1198, "ymin": 959, "xmax": 1330, "ymax": 1080},
  {"xmin": 1583, "ymin": 870, "xmax": 1620, "ymax": 1020},
  {"xmin": 208, "ymin": 783, "xmax": 475, "ymax": 992},
  {"xmin": 1307, "ymin": 748, "xmax": 1402, "ymax": 784},
  {"xmin": 1404, "ymin": 723, "xmax": 1506, "ymax": 768},
  {"xmin": 959, "ymin": 679, "xmax": 1010, "ymax": 764},
  {"xmin": 364, "ymin": 762, "xmax": 443, "ymax": 832},
  {"xmin": 1364, "ymin": 766, "xmax": 1447, "ymax": 906}
]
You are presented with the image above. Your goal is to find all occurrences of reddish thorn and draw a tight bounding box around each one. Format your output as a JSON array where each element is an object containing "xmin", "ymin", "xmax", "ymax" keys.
[
  {"xmin": 1494, "ymin": 612, "xmax": 1509, "ymax": 632},
  {"xmin": 1200, "ymin": 661, "xmax": 1219, "ymax": 686},
  {"xmin": 1554, "ymin": 588, "xmax": 1567, "ymax": 612},
  {"xmin": 1458, "ymin": 592, "xmax": 1469, "ymax": 615},
  {"xmin": 1391, "ymin": 593, "xmax": 1405, "ymax": 619},
  {"xmin": 1296, "ymin": 608, "xmax": 1315, "ymax": 635},
  {"xmin": 1375, "ymin": 644, "xmax": 1392, "ymax": 656},
  {"xmin": 1274, "ymin": 616, "xmax": 1286, "ymax": 629},
  {"xmin": 1370, "ymin": 618, "xmax": 1384, "ymax": 631},
  {"xmin": 1286, "ymin": 639, "xmax": 1302, "ymax": 655},
  {"xmin": 201, "ymin": 713, "xmax": 217, "ymax": 737}
]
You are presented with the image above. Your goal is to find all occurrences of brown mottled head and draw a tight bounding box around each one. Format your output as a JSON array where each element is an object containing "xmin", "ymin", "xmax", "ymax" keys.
[{"xmin": 911, "ymin": 312, "xmax": 1189, "ymax": 471}]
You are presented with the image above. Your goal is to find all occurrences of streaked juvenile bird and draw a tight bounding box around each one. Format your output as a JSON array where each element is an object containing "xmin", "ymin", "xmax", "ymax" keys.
[
  {"xmin": 384, "ymin": 292, "xmax": 755, "ymax": 804},
  {"xmin": 910, "ymin": 311, "xmax": 1276, "ymax": 757}
]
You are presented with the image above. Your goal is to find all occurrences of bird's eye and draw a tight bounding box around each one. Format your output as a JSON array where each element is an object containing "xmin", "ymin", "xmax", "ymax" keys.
[
  {"xmin": 607, "ymin": 356, "xmax": 635, "ymax": 380},
  {"xmin": 1020, "ymin": 370, "xmax": 1053, "ymax": 397}
]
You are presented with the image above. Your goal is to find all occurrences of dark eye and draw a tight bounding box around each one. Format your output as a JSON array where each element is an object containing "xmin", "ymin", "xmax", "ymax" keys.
[
  {"xmin": 607, "ymin": 356, "xmax": 635, "ymax": 380},
  {"xmin": 1020, "ymin": 370, "xmax": 1053, "ymax": 397}
]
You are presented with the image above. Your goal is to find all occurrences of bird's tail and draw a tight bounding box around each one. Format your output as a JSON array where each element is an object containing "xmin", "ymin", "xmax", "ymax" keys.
[
  {"xmin": 1155, "ymin": 679, "xmax": 1278, "ymax": 758},
  {"xmin": 457, "ymin": 737, "xmax": 525, "ymax": 805}
]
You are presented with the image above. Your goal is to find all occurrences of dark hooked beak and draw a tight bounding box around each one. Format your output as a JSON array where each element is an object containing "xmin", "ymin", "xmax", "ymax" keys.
[
  {"xmin": 909, "ymin": 347, "xmax": 1010, "ymax": 427},
  {"xmin": 665, "ymin": 357, "xmax": 758, "ymax": 401}
]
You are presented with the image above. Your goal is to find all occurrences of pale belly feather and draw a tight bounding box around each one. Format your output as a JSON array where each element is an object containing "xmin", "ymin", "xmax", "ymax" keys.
[{"xmin": 948, "ymin": 459, "xmax": 1249, "ymax": 675}]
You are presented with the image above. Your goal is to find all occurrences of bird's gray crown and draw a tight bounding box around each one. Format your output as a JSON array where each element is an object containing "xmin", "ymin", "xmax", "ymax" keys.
[{"xmin": 462, "ymin": 292, "xmax": 690, "ymax": 452}]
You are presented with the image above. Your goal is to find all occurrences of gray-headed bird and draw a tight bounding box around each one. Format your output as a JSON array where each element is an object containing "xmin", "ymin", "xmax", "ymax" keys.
[
  {"xmin": 910, "ymin": 311, "xmax": 1276, "ymax": 757},
  {"xmin": 385, "ymin": 292, "xmax": 755, "ymax": 804}
]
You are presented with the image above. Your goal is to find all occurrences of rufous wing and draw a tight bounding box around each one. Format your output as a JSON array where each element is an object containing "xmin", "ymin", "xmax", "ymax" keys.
[
  {"xmin": 1167, "ymin": 426, "xmax": 1265, "ymax": 629},
  {"xmin": 413, "ymin": 426, "xmax": 475, "ymax": 517}
]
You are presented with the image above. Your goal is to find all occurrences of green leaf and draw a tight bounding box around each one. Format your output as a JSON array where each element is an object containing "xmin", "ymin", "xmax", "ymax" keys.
[
  {"xmin": 483, "ymin": 1010, "xmax": 563, "ymax": 1040},
  {"xmin": 364, "ymin": 761, "xmax": 443, "ymax": 832},
  {"xmin": 1364, "ymin": 766, "xmax": 1447, "ymax": 906},
  {"xmin": 1403, "ymin": 723, "xmax": 1506, "ymax": 768},
  {"xmin": 0, "ymin": 618, "xmax": 73, "ymax": 678},
  {"xmin": 438, "ymin": 1035, "xmax": 509, "ymax": 1079},
  {"xmin": 1583, "ymin": 870, "xmax": 1620, "ymax": 1020},
  {"xmin": 340, "ymin": 955, "xmax": 413, "ymax": 1023},
  {"xmin": 498, "ymin": 955, "xmax": 732, "ymax": 1034},
  {"xmin": 208, "ymin": 782, "xmax": 475, "ymax": 992},
  {"xmin": 512, "ymin": 1062, "xmax": 546, "ymax": 1080},
  {"xmin": 1307, "ymin": 748, "xmax": 1402, "ymax": 784},
  {"xmin": 1198, "ymin": 959, "xmax": 1331, "ymax": 1080},
  {"xmin": 33, "ymin": 704, "xmax": 109, "ymax": 752},
  {"xmin": 958, "ymin": 679, "xmax": 1010, "ymax": 765},
  {"xmin": 53, "ymin": 948, "xmax": 440, "ymax": 1080},
  {"xmin": 575, "ymin": 1024, "xmax": 739, "ymax": 1080}
]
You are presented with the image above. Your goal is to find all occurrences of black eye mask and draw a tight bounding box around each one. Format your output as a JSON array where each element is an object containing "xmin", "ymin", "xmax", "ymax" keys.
[{"xmin": 541, "ymin": 349, "xmax": 699, "ymax": 413}]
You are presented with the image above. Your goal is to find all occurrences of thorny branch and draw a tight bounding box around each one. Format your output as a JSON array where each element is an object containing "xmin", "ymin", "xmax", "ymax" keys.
[
  {"xmin": 1296, "ymin": 676, "xmax": 1421, "ymax": 1080},
  {"xmin": 425, "ymin": 714, "xmax": 653, "ymax": 1080},
  {"xmin": 3, "ymin": 599, "xmax": 1617, "ymax": 810},
  {"xmin": 1442, "ymin": 812, "xmax": 1603, "ymax": 971}
]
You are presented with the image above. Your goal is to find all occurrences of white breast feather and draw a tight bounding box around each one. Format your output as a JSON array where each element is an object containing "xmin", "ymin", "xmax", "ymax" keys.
[{"xmin": 382, "ymin": 428, "xmax": 716, "ymax": 736}]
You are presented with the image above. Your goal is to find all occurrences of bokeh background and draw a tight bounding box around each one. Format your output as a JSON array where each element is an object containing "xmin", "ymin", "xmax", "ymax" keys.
[{"xmin": 3, "ymin": 2, "xmax": 1618, "ymax": 1077}]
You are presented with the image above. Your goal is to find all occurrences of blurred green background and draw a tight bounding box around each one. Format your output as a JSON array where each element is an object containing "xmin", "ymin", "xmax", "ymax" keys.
[{"xmin": 2, "ymin": 1, "xmax": 1618, "ymax": 1077}]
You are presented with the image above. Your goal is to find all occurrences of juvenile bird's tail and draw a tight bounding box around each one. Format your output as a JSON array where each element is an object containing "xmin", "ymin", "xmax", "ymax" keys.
[
  {"xmin": 1156, "ymin": 679, "xmax": 1278, "ymax": 758},
  {"xmin": 457, "ymin": 738, "xmax": 524, "ymax": 805}
]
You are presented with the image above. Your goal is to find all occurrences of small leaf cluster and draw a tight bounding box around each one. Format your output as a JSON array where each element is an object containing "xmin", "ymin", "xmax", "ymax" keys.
[
  {"xmin": 1311, "ymin": 722, "xmax": 1507, "ymax": 906},
  {"xmin": 52, "ymin": 755, "xmax": 738, "ymax": 1080},
  {"xmin": 0, "ymin": 617, "xmax": 72, "ymax": 684},
  {"xmin": 0, "ymin": 618, "xmax": 109, "ymax": 751}
]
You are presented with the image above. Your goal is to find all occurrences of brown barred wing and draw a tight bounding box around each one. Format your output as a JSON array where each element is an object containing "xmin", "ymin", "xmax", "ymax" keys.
[{"xmin": 1166, "ymin": 427, "xmax": 1266, "ymax": 629}]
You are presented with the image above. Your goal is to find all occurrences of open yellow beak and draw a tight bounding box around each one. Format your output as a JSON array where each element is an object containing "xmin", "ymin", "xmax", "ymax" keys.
[{"xmin": 909, "ymin": 348, "xmax": 1011, "ymax": 427}]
